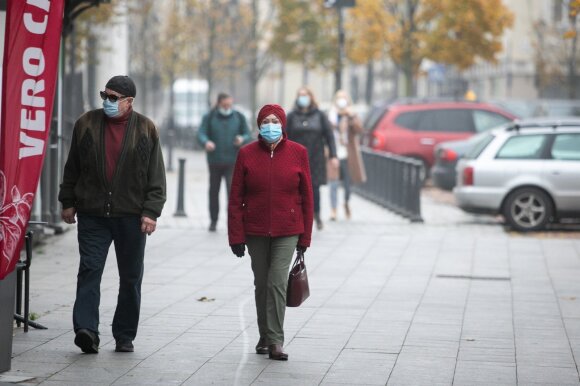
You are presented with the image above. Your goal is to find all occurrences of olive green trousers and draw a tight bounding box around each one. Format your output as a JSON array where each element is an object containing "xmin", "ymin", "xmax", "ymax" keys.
[{"xmin": 246, "ymin": 235, "xmax": 299, "ymax": 345}]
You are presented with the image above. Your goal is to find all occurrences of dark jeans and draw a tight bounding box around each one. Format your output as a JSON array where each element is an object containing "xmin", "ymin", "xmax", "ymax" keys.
[
  {"xmin": 73, "ymin": 215, "xmax": 146, "ymax": 343},
  {"xmin": 313, "ymin": 185, "xmax": 321, "ymax": 215},
  {"xmin": 208, "ymin": 163, "xmax": 234, "ymax": 223}
]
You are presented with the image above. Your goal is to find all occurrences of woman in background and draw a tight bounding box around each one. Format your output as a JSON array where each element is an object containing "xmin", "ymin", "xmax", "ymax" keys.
[
  {"xmin": 286, "ymin": 87, "xmax": 337, "ymax": 230},
  {"xmin": 327, "ymin": 90, "xmax": 366, "ymax": 220}
]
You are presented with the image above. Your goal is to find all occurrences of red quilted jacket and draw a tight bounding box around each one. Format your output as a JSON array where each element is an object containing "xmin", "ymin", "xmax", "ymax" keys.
[{"xmin": 228, "ymin": 134, "xmax": 314, "ymax": 247}]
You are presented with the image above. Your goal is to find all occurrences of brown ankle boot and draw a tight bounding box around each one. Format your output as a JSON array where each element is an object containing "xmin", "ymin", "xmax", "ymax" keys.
[{"xmin": 268, "ymin": 344, "xmax": 288, "ymax": 360}]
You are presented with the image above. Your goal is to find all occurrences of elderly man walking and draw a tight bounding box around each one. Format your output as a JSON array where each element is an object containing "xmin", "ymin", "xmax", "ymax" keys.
[{"xmin": 58, "ymin": 75, "xmax": 166, "ymax": 354}]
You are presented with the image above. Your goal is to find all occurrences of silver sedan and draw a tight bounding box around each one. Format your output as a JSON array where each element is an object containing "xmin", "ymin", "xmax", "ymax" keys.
[{"xmin": 454, "ymin": 120, "xmax": 580, "ymax": 231}]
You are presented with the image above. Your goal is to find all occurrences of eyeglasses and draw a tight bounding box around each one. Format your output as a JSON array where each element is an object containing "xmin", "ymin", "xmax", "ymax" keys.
[{"xmin": 100, "ymin": 91, "xmax": 127, "ymax": 103}]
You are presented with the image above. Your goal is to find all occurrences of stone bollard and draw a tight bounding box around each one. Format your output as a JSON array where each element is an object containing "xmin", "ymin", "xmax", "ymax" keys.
[{"xmin": 174, "ymin": 158, "xmax": 187, "ymax": 217}]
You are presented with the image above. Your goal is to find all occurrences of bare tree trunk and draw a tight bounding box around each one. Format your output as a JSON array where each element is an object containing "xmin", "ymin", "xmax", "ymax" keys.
[
  {"xmin": 206, "ymin": 4, "xmax": 216, "ymax": 108},
  {"xmin": 228, "ymin": 2, "xmax": 238, "ymax": 97},
  {"xmin": 278, "ymin": 60, "xmax": 285, "ymax": 105},
  {"xmin": 403, "ymin": 61, "xmax": 414, "ymax": 97},
  {"xmin": 142, "ymin": 10, "xmax": 149, "ymax": 115},
  {"xmin": 334, "ymin": 6, "xmax": 344, "ymax": 92},
  {"xmin": 248, "ymin": 0, "xmax": 258, "ymax": 128},
  {"xmin": 569, "ymin": 21, "xmax": 578, "ymax": 99},
  {"xmin": 365, "ymin": 60, "xmax": 374, "ymax": 105},
  {"xmin": 401, "ymin": 0, "xmax": 417, "ymax": 97}
]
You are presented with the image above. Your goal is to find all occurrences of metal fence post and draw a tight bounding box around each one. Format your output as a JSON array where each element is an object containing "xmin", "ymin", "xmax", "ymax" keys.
[
  {"xmin": 354, "ymin": 147, "xmax": 423, "ymax": 223},
  {"xmin": 174, "ymin": 158, "xmax": 187, "ymax": 217}
]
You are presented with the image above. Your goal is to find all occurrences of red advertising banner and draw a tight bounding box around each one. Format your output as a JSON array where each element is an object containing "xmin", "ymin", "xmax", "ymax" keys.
[{"xmin": 0, "ymin": 0, "xmax": 64, "ymax": 279}]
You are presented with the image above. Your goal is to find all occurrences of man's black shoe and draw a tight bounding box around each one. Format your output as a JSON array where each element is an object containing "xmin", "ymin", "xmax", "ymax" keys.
[
  {"xmin": 74, "ymin": 329, "xmax": 99, "ymax": 354},
  {"xmin": 209, "ymin": 222, "xmax": 217, "ymax": 232},
  {"xmin": 115, "ymin": 341, "xmax": 134, "ymax": 353}
]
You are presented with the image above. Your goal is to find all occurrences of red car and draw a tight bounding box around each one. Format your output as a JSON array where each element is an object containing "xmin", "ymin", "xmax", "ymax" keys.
[{"xmin": 363, "ymin": 101, "xmax": 517, "ymax": 174}]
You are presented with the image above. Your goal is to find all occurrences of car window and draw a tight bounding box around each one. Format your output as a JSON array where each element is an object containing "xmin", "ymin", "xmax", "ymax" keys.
[
  {"xmin": 364, "ymin": 106, "xmax": 388, "ymax": 130},
  {"xmin": 464, "ymin": 132, "xmax": 495, "ymax": 159},
  {"xmin": 416, "ymin": 109, "xmax": 475, "ymax": 132},
  {"xmin": 473, "ymin": 110, "xmax": 512, "ymax": 133},
  {"xmin": 394, "ymin": 111, "xmax": 425, "ymax": 130},
  {"xmin": 551, "ymin": 134, "xmax": 580, "ymax": 160},
  {"xmin": 496, "ymin": 135, "xmax": 548, "ymax": 159}
]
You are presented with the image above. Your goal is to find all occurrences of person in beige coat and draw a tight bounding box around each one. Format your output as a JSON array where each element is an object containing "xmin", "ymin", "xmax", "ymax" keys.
[{"xmin": 327, "ymin": 90, "xmax": 366, "ymax": 221}]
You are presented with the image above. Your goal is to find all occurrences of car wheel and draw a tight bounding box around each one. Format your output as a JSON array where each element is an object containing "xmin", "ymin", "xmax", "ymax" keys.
[{"xmin": 503, "ymin": 188, "xmax": 553, "ymax": 232}]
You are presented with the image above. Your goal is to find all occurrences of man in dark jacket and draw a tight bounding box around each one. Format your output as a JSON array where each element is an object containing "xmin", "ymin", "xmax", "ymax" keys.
[
  {"xmin": 58, "ymin": 75, "xmax": 166, "ymax": 354},
  {"xmin": 197, "ymin": 92, "xmax": 251, "ymax": 231}
]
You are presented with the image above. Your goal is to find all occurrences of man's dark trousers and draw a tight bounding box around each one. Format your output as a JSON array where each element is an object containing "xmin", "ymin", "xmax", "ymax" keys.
[
  {"xmin": 73, "ymin": 215, "xmax": 146, "ymax": 343},
  {"xmin": 209, "ymin": 163, "xmax": 233, "ymax": 224}
]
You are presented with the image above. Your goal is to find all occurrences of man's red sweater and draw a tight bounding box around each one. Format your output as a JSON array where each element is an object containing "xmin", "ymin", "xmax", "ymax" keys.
[
  {"xmin": 228, "ymin": 134, "xmax": 314, "ymax": 247},
  {"xmin": 104, "ymin": 108, "xmax": 132, "ymax": 183}
]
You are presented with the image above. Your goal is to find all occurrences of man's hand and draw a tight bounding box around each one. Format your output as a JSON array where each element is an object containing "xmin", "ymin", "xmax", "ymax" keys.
[
  {"xmin": 141, "ymin": 216, "xmax": 157, "ymax": 235},
  {"xmin": 296, "ymin": 245, "xmax": 307, "ymax": 254},
  {"xmin": 233, "ymin": 135, "xmax": 244, "ymax": 146},
  {"xmin": 61, "ymin": 207, "xmax": 77, "ymax": 224},
  {"xmin": 205, "ymin": 141, "xmax": 216, "ymax": 152}
]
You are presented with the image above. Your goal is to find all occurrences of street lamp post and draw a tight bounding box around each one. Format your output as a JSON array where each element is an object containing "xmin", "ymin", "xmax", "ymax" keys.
[
  {"xmin": 336, "ymin": 6, "xmax": 344, "ymax": 92},
  {"xmin": 324, "ymin": 0, "xmax": 355, "ymax": 93}
]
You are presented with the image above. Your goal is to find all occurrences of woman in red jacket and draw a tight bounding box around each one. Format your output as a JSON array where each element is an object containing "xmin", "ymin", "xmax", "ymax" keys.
[{"xmin": 228, "ymin": 104, "xmax": 314, "ymax": 361}]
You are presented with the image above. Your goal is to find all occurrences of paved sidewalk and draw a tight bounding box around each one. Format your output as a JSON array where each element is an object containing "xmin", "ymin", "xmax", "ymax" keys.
[{"xmin": 2, "ymin": 148, "xmax": 580, "ymax": 385}]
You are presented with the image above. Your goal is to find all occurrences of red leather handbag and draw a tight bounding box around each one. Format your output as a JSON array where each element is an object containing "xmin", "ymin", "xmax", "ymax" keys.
[{"xmin": 286, "ymin": 250, "xmax": 310, "ymax": 307}]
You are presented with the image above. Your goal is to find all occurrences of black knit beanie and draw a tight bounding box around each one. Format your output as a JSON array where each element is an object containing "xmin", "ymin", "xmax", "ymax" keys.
[{"xmin": 105, "ymin": 75, "xmax": 136, "ymax": 97}]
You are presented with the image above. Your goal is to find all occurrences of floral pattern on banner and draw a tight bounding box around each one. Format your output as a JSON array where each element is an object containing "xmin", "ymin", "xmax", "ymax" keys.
[{"xmin": 0, "ymin": 171, "xmax": 34, "ymax": 264}]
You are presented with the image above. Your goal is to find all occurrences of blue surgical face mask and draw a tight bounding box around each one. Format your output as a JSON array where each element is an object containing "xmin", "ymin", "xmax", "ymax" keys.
[
  {"xmin": 260, "ymin": 123, "xmax": 283, "ymax": 143},
  {"xmin": 297, "ymin": 95, "xmax": 311, "ymax": 108},
  {"xmin": 103, "ymin": 99, "xmax": 120, "ymax": 117},
  {"xmin": 219, "ymin": 107, "xmax": 232, "ymax": 116}
]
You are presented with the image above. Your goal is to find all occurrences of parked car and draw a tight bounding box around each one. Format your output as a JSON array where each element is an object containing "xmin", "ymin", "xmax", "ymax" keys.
[
  {"xmin": 454, "ymin": 118, "xmax": 580, "ymax": 231},
  {"xmin": 363, "ymin": 100, "xmax": 517, "ymax": 177},
  {"xmin": 432, "ymin": 131, "xmax": 497, "ymax": 190},
  {"xmin": 434, "ymin": 99, "xmax": 580, "ymax": 190}
]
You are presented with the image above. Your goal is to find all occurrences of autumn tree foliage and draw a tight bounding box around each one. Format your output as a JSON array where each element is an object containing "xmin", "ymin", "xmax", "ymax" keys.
[
  {"xmin": 534, "ymin": 0, "xmax": 580, "ymax": 98},
  {"xmin": 270, "ymin": 0, "xmax": 337, "ymax": 84},
  {"xmin": 346, "ymin": 0, "xmax": 514, "ymax": 97},
  {"xmin": 564, "ymin": 0, "xmax": 580, "ymax": 98}
]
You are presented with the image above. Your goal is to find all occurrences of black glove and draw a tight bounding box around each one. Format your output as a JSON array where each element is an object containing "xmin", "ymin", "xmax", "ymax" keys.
[
  {"xmin": 296, "ymin": 245, "xmax": 307, "ymax": 254},
  {"xmin": 231, "ymin": 243, "xmax": 245, "ymax": 258}
]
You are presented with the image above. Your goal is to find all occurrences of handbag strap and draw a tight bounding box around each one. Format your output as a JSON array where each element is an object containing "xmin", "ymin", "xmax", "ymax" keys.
[{"xmin": 292, "ymin": 250, "xmax": 305, "ymax": 269}]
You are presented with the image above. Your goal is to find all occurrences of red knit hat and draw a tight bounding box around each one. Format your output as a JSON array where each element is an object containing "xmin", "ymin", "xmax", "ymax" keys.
[{"xmin": 257, "ymin": 104, "xmax": 286, "ymax": 129}]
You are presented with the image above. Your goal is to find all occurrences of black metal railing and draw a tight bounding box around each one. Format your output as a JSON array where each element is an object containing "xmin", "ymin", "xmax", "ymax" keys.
[{"xmin": 353, "ymin": 147, "xmax": 423, "ymax": 222}]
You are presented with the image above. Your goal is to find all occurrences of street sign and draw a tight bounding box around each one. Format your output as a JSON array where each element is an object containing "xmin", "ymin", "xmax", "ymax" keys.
[{"xmin": 323, "ymin": 0, "xmax": 355, "ymax": 8}]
